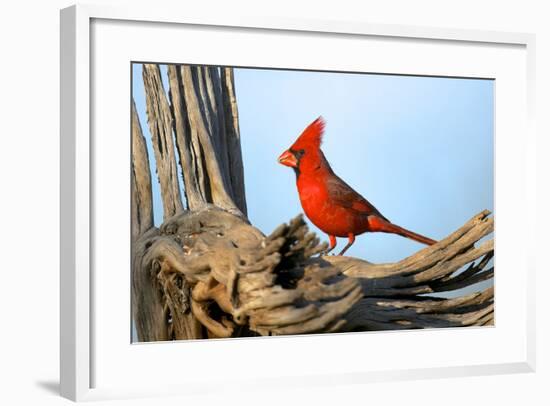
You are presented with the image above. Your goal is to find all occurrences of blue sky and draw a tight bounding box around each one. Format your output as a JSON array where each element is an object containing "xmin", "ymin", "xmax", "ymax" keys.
[{"xmin": 133, "ymin": 64, "xmax": 493, "ymax": 264}]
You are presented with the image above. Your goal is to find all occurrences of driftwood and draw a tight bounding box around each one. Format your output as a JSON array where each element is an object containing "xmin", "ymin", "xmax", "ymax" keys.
[
  {"xmin": 324, "ymin": 210, "xmax": 494, "ymax": 330},
  {"xmin": 132, "ymin": 207, "xmax": 493, "ymax": 340},
  {"xmin": 131, "ymin": 63, "xmax": 494, "ymax": 342}
]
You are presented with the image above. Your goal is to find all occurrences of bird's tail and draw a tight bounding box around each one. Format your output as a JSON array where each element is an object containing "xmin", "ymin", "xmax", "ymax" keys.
[
  {"xmin": 386, "ymin": 223, "xmax": 437, "ymax": 245},
  {"xmin": 368, "ymin": 216, "xmax": 437, "ymax": 245}
]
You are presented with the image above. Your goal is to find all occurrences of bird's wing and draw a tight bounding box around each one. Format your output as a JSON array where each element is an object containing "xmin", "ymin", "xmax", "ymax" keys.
[{"xmin": 325, "ymin": 175, "xmax": 390, "ymax": 222}]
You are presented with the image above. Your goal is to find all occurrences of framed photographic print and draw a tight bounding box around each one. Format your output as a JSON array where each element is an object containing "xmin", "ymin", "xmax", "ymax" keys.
[{"xmin": 60, "ymin": 4, "xmax": 536, "ymax": 402}]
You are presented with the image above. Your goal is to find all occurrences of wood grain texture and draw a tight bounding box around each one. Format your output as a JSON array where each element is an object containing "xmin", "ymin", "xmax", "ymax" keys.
[
  {"xmin": 132, "ymin": 207, "xmax": 493, "ymax": 340},
  {"xmin": 142, "ymin": 64, "xmax": 184, "ymax": 220},
  {"xmin": 131, "ymin": 99, "xmax": 153, "ymax": 240},
  {"xmin": 180, "ymin": 66, "xmax": 240, "ymax": 214},
  {"xmin": 221, "ymin": 67, "xmax": 247, "ymax": 215},
  {"xmin": 166, "ymin": 65, "xmax": 206, "ymax": 210}
]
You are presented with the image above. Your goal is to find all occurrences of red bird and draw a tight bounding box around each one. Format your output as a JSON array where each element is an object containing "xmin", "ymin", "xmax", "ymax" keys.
[{"xmin": 278, "ymin": 117, "xmax": 437, "ymax": 256}]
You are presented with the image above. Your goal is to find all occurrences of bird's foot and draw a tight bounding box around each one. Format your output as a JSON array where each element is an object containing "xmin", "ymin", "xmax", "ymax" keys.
[{"xmin": 318, "ymin": 248, "xmax": 336, "ymax": 257}]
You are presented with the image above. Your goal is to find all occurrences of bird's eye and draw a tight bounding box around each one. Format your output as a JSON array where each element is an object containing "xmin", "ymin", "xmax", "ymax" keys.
[{"xmin": 292, "ymin": 149, "xmax": 305, "ymax": 160}]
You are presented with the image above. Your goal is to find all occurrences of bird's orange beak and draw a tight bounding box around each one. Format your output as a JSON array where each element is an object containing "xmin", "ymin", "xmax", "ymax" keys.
[{"xmin": 278, "ymin": 150, "xmax": 298, "ymax": 168}]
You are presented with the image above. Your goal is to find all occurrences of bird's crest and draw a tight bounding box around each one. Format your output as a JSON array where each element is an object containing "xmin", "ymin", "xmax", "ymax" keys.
[{"xmin": 291, "ymin": 116, "xmax": 325, "ymax": 151}]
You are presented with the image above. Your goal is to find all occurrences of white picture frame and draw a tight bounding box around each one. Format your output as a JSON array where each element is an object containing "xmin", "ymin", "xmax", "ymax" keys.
[{"xmin": 60, "ymin": 4, "xmax": 536, "ymax": 402}]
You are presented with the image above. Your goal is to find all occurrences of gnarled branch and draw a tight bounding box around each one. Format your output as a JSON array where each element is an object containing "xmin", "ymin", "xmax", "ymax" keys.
[{"xmin": 132, "ymin": 208, "xmax": 493, "ymax": 341}]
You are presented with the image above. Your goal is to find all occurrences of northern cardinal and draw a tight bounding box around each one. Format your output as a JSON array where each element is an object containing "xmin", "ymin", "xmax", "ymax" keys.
[{"xmin": 278, "ymin": 117, "xmax": 437, "ymax": 256}]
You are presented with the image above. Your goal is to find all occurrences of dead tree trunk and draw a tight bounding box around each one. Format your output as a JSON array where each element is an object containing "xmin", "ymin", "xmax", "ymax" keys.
[{"xmin": 131, "ymin": 63, "xmax": 494, "ymax": 342}]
